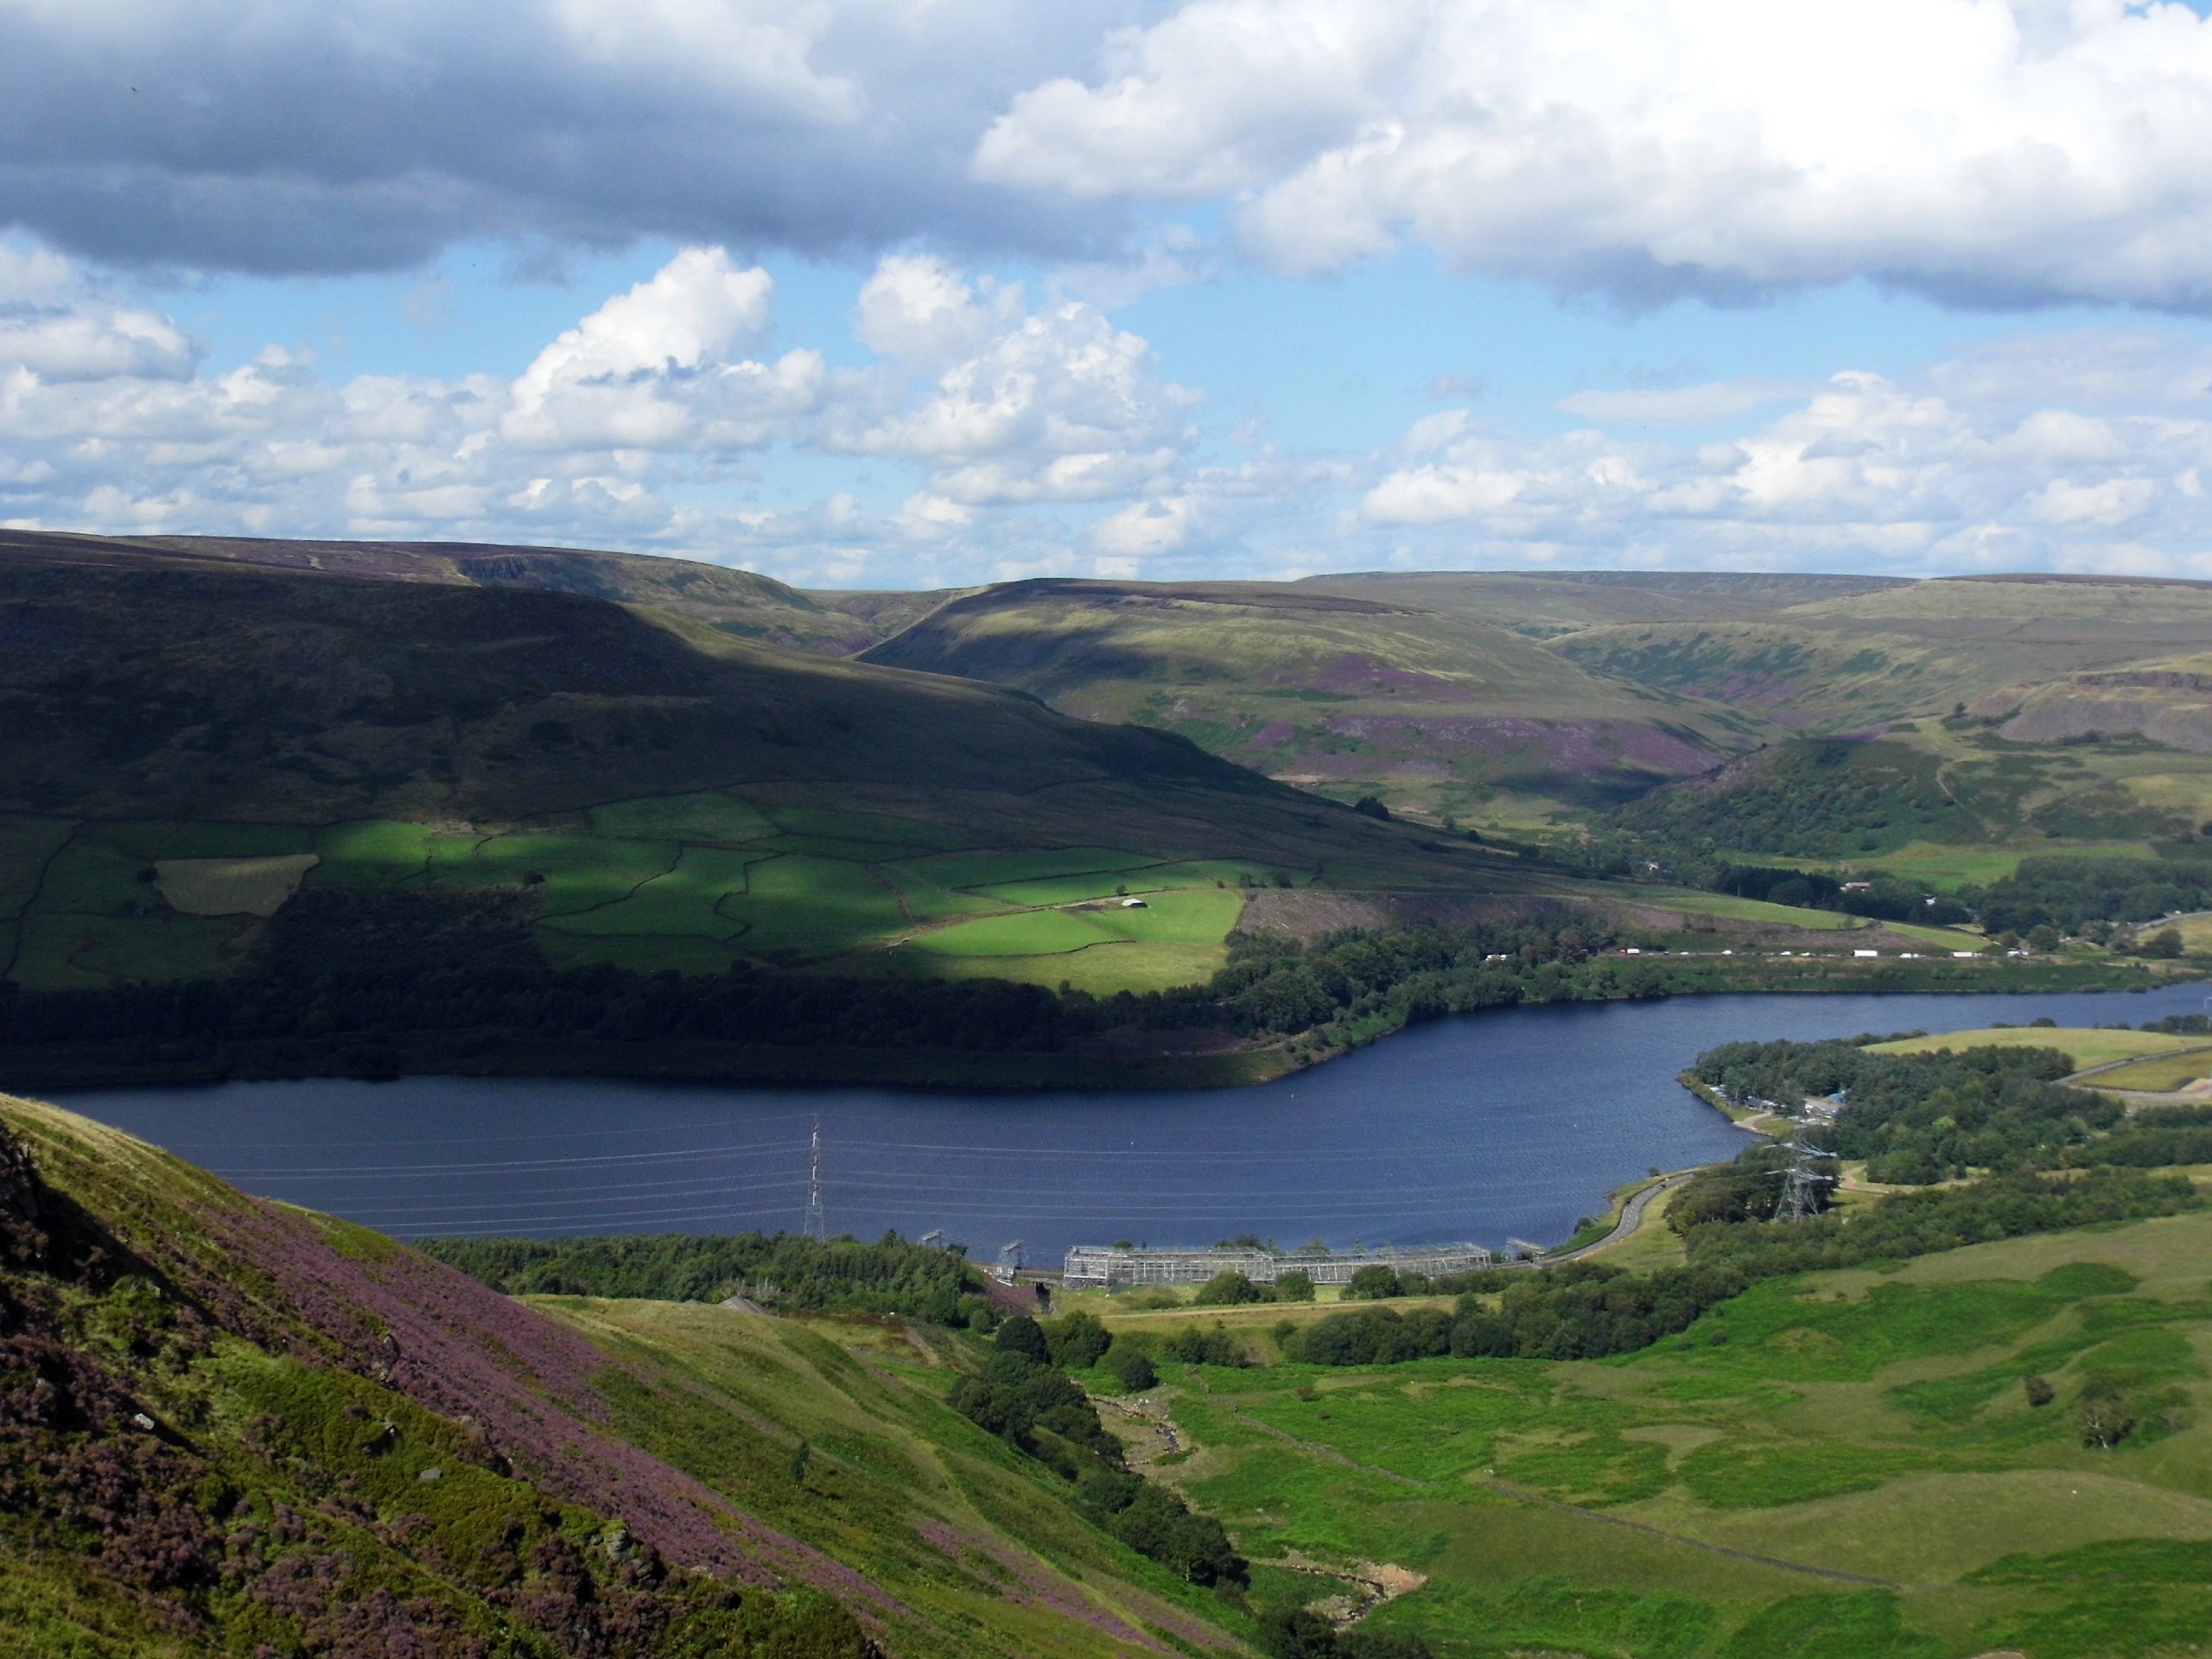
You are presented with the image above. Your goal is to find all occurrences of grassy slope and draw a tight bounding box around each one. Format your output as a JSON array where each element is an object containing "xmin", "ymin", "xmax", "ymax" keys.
[
  {"xmin": 1142, "ymin": 1208, "xmax": 2212, "ymax": 1658},
  {"xmin": 1552, "ymin": 574, "xmax": 2212, "ymax": 734},
  {"xmin": 539, "ymin": 1298, "xmax": 1255, "ymax": 1659},
  {"xmin": 0, "ymin": 543, "xmax": 1531, "ymax": 994},
  {"xmin": 0, "ymin": 1092, "xmax": 1251, "ymax": 1658},
  {"xmin": 858, "ymin": 578, "xmax": 1778, "ymax": 823}
]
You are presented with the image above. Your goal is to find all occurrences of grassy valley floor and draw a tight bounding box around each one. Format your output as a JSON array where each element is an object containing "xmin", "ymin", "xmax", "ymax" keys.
[{"xmin": 1095, "ymin": 1207, "xmax": 2212, "ymax": 1657}]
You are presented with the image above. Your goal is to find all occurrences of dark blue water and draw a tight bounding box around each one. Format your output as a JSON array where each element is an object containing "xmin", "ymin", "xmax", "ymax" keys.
[{"xmin": 45, "ymin": 982, "xmax": 2212, "ymax": 1260}]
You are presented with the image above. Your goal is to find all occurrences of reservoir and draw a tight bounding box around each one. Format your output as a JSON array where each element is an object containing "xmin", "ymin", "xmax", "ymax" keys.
[{"xmin": 45, "ymin": 982, "xmax": 2212, "ymax": 1259}]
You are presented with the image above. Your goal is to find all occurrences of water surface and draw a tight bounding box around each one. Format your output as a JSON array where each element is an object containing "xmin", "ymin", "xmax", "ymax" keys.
[{"xmin": 48, "ymin": 982, "xmax": 2211, "ymax": 1260}]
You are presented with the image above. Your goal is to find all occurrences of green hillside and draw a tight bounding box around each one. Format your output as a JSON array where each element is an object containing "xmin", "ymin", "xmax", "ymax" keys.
[
  {"xmin": 0, "ymin": 1091, "xmax": 1261, "ymax": 1658},
  {"xmin": 1147, "ymin": 1207, "xmax": 2212, "ymax": 1658},
  {"xmin": 0, "ymin": 543, "xmax": 1516, "ymax": 998},
  {"xmin": 1553, "ymin": 575, "xmax": 2212, "ymax": 734},
  {"xmin": 860, "ymin": 578, "xmax": 1777, "ymax": 824}
]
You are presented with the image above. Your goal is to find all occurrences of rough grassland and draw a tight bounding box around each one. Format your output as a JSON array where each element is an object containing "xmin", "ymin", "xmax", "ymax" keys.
[
  {"xmin": 537, "ymin": 1298, "xmax": 1255, "ymax": 1659},
  {"xmin": 1143, "ymin": 1209, "xmax": 2212, "ymax": 1658}
]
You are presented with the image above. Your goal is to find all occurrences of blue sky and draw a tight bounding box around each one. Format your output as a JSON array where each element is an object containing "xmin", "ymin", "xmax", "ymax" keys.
[{"xmin": 9, "ymin": 1, "xmax": 2212, "ymax": 588}]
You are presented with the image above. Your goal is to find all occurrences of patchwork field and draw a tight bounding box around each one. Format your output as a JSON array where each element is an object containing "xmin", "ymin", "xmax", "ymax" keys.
[
  {"xmin": 1130, "ymin": 1209, "xmax": 2212, "ymax": 1657},
  {"xmin": 0, "ymin": 802, "xmax": 1323, "ymax": 995}
]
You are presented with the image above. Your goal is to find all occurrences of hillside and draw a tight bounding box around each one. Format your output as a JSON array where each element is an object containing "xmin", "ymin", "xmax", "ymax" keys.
[
  {"xmin": 0, "ymin": 528, "xmax": 935, "ymax": 657},
  {"xmin": 0, "ymin": 1092, "xmax": 1255, "ymax": 1657},
  {"xmin": 1552, "ymin": 574, "xmax": 2212, "ymax": 733},
  {"xmin": 1295, "ymin": 569, "xmax": 1905, "ymax": 639},
  {"xmin": 859, "ymin": 578, "xmax": 1778, "ymax": 823},
  {"xmin": 0, "ymin": 544, "xmax": 1516, "ymax": 998}
]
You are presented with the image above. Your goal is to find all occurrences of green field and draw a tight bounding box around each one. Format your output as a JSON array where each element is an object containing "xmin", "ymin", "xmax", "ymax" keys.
[
  {"xmin": 0, "ymin": 804, "xmax": 1290, "ymax": 995},
  {"xmin": 1138, "ymin": 1209, "xmax": 2212, "ymax": 1657},
  {"xmin": 1869, "ymin": 1026, "xmax": 2206, "ymax": 1071},
  {"xmin": 1612, "ymin": 884, "xmax": 1864, "ymax": 930},
  {"xmin": 2091, "ymin": 1049, "xmax": 2212, "ymax": 1092}
]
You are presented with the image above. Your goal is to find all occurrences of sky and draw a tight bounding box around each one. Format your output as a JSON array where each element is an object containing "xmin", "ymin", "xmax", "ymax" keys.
[{"xmin": 10, "ymin": 0, "xmax": 2212, "ymax": 588}]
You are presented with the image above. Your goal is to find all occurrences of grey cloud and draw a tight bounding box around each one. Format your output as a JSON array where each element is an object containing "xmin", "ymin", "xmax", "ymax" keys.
[{"xmin": 0, "ymin": 1, "xmax": 1139, "ymax": 275}]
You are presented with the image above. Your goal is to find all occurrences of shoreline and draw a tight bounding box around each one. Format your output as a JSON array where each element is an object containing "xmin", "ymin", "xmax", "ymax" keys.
[{"xmin": 2, "ymin": 957, "xmax": 2183, "ymax": 1096}]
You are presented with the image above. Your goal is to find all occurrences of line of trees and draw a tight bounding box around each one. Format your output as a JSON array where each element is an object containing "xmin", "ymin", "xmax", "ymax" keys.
[{"xmin": 950, "ymin": 1315, "xmax": 1246, "ymax": 1588}]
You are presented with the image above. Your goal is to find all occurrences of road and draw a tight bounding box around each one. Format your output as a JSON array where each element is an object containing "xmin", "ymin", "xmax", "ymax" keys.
[{"xmin": 1548, "ymin": 1169, "xmax": 1699, "ymax": 1263}]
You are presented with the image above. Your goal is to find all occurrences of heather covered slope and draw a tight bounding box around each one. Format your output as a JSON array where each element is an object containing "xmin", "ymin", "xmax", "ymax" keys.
[
  {"xmin": 861, "ymin": 577, "xmax": 1777, "ymax": 821},
  {"xmin": 0, "ymin": 527, "xmax": 931, "ymax": 656},
  {"xmin": 1553, "ymin": 574, "xmax": 2212, "ymax": 733},
  {"xmin": 0, "ymin": 1094, "xmax": 1254, "ymax": 1657}
]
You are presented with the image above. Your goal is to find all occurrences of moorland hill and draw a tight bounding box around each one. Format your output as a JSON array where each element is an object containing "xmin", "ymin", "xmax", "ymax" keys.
[
  {"xmin": 858, "ymin": 576, "xmax": 1781, "ymax": 818},
  {"xmin": 0, "ymin": 538, "xmax": 1517, "ymax": 1004},
  {"xmin": 0, "ymin": 1092, "xmax": 1257, "ymax": 1658}
]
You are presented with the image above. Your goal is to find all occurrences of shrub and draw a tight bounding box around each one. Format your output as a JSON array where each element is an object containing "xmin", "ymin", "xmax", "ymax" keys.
[
  {"xmin": 1194, "ymin": 1269, "xmax": 1264, "ymax": 1306},
  {"xmin": 994, "ymin": 1315, "xmax": 1051, "ymax": 1365},
  {"xmin": 1045, "ymin": 1310, "xmax": 1111, "ymax": 1370},
  {"xmin": 2023, "ymin": 1374, "xmax": 2055, "ymax": 1408},
  {"xmin": 1271, "ymin": 1269, "xmax": 1315, "ymax": 1302},
  {"xmin": 1344, "ymin": 1264, "xmax": 1402, "ymax": 1300},
  {"xmin": 1105, "ymin": 1345, "xmax": 1158, "ymax": 1393}
]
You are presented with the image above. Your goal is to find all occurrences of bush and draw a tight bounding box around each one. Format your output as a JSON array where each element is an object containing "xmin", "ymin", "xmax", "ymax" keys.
[
  {"xmin": 2023, "ymin": 1374, "xmax": 2055, "ymax": 1408},
  {"xmin": 1271, "ymin": 1269, "xmax": 1315, "ymax": 1302},
  {"xmin": 1105, "ymin": 1345, "xmax": 1158, "ymax": 1393},
  {"xmin": 1045, "ymin": 1310, "xmax": 1111, "ymax": 1370},
  {"xmin": 1163, "ymin": 1325, "xmax": 1250, "ymax": 1367},
  {"xmin": 994, "ymin": 1315, "xmax": 1051, "ymax": 1365},
  {"xmin": 1344, "ymin": 1265, "xmax": 1402, "ymax": 1300},
  {"xmin": 1194, "ymin": 1269, "xmax": 1265, "ymax": 1306}
]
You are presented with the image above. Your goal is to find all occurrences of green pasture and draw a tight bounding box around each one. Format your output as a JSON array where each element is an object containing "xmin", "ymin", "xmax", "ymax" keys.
[
  {"xmin": 1870, "ymin": 1026, "xmax": 2203, "ymax": 1071},
  {"xmin": 0, "ymin": 800, "xmax": 1262, "ymax": 993},
  {"xmin": 1845, "ymin": 838, "xmax": 2160, "ymax": 890},
  {"xmin": 1615, "ymin": 883, "xmax": 1863, "ymax": 931},
  {"xmin": 2092, "ymin": 1049, "xmax": 2212, "ymax": 1092},
  {"xmin": 1878, "ymin": 920, "xmax": 1986, "ymax": 949},
  {"xmin": 1141, "ymin": 1208, "xmax": 2212, "ymax": 1658}
]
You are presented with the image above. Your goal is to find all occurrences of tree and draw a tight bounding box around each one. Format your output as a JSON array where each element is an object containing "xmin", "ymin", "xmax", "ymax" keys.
[
  {"xmin": 1344, "ymin": 1264, "xmax": 1402, "ymax": 1300},
  {"xmin": 2143, "ymin": 929, "xmax": 2184, "ymax": 959},
  {"xmin": 1195, "ymin": 1269, "xmax": 1264, "ymax": 1306},
  {"xmin": 995, "ymin": 1314, "xmax": 1051, "ymax": 1365},
  {"xmin": 1106, "ymin": 1345, "xmax": 1158, "ymax": 1392},
  {"xmin": 2079, "ymin": 1378, "xmax": 2135, "ymax": 1448},
  {"xmin": 1352, "ymin": 796, "xmax": 1391, "ymax": 821},
  {"xmin": 2022, "ymin": 1374, "xmax": 2054, "ymax": 1408},
  {"xmin": 1046, "ymin": 1310, "xmax": 1112, "ymax": 1369},
  {"xmin": 2026, "ymin": 924, "xmax": 2061, "ymax": 952},
  {"xmin": 1272, "ymin": 1269, "xmax": 1315, "ymax": 1302}
]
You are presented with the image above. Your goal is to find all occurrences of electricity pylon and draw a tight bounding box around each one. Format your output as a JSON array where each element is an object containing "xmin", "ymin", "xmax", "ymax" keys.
[{"xmin": 803, "ymin": 1117, "xmax": 825, "ymax": 1242}]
